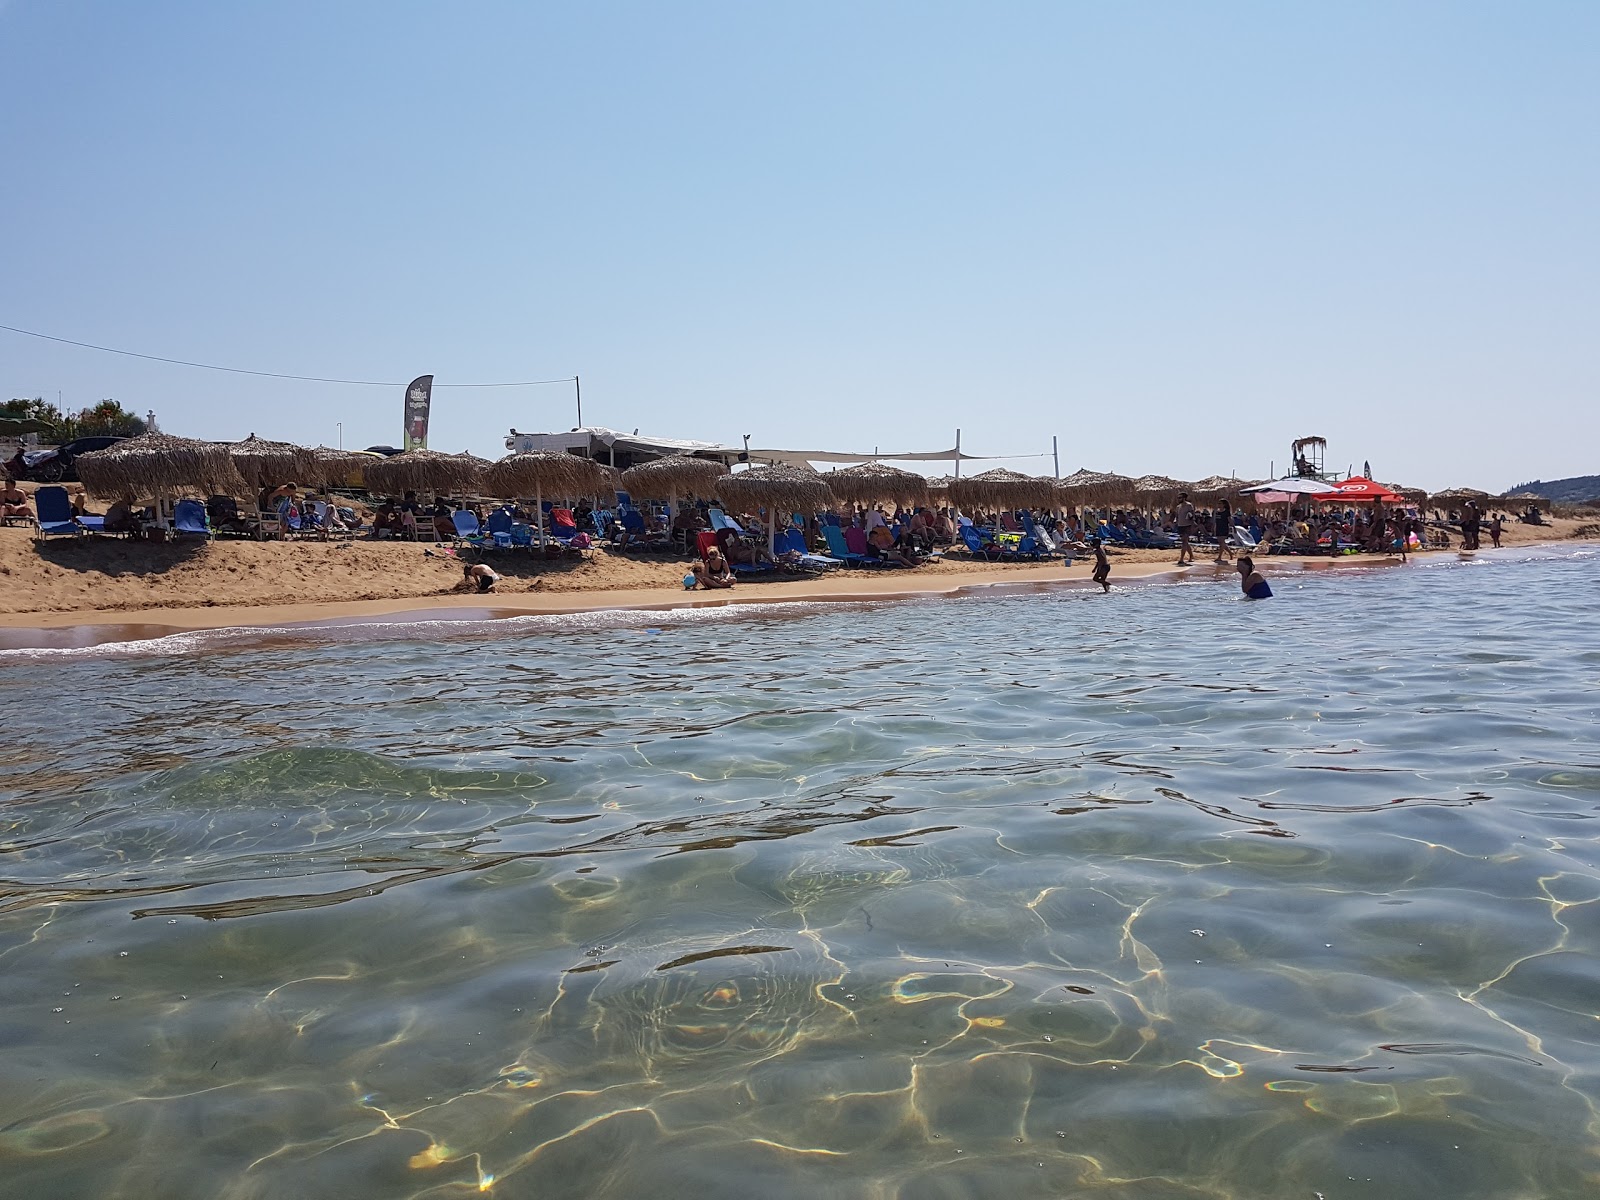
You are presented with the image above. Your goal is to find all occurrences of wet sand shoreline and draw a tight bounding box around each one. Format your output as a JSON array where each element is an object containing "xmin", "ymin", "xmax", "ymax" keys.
[{"xmin": 0, "ymin": 554, "xmax": 1407, "ymax": 651}]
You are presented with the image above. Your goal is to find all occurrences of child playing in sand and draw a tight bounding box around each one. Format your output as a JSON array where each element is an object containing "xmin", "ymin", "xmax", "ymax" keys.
[{"xmin": 1090, "ymin": 538, "xmax": 1111, "ymax": 592}]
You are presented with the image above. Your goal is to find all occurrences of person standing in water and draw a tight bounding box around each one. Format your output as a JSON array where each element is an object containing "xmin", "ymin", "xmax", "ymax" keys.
[
  {"xmin": 1090, "ymin": 538, "xmax": 1111, "ymax": 592},
  {"xmin": 1236, "ymin": 555, "xmax": 1271, "ymax": 599}
]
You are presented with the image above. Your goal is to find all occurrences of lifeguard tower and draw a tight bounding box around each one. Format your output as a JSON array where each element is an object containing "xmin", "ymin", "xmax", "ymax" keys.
[{"xmin": 1290, "ymin": 436, "xmax": 1328, "ymax": 481}]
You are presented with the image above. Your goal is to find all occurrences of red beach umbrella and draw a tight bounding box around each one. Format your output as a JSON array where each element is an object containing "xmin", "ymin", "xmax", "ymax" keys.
[{"xmin": 1328, "ymin": 477, "xmax": 1404, "ymax": 504}]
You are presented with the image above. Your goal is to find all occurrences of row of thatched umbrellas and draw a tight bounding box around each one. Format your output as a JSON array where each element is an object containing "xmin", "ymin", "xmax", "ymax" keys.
[{"xmin": 69, "ymin": 434, "xmax": 1536, "ymax": 546}]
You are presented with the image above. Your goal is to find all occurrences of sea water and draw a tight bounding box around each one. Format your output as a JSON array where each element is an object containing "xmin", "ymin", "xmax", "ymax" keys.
[{"xmin": 1, "ymin": 549, "xmax": 1597, "ymax": 1199}]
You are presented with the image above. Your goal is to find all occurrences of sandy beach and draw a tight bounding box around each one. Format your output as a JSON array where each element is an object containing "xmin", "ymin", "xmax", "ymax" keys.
[{"xmin": 2, "ymin": 513, "xmax": 1592, "ymax": 648}]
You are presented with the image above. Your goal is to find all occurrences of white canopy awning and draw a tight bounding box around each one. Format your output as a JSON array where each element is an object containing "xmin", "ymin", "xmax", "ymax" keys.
[{"xmin": 748, "ymin": 446, "xmax": 990, "ymax": 468}]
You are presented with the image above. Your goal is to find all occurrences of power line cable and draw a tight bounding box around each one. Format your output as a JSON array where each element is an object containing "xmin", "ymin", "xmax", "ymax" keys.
[{"xmin": 0, "ymin": 323, "xmax": 573, "ymax": 388}]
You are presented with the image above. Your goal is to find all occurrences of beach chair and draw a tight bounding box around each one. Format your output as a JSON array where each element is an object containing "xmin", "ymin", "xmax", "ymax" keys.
[
  {"xmin": 256, "ymin": 507, "xmax": 285, "ymax": 540},
  {"xmin": 777, "ymin": 527, "xmax": 842, "ymax": 571},
  {"xmin": 309, "ymin": 500, "xmax": 354, "ymax": 540},
  {"xmin": 1, "ymin": 495, "xmax": 34, "ymax": 527},
  {"xmin": 33, "ymin": 486, "xmax": 82, "ymax": 540},
  {"xmin": 1020, "ymin": 513, "xmax": 1062, "ymax": 557},
  {"xmin": 961, "ymin": 525, "xmax": 1029, "ymax": 562},
  {"xmin": 821, "ymin": 524, "xmax": 869, "ymax": 566},
  {"xmin": 207, "ymin": 495, "xmax": 251, "ymax": 537},
  {"xmin": 551, "ymin": 508, "xmax": 579, "ymax": 543},
  {"xmin": 1230, "ymin": 525, "xmax": 1259, "ymax": 549},
  {"xmin": 486, "ymin": 507, "xmax": 515, "ymax": 548},
  {"xmin": 451, "ymin": 509, "xmax": 485, "ymax": 547},
  {"xmin": 714, "ymin": 527, "xmax": 774, "ymax": 575},
  {"xmin": 172, "ymin": 498, "xmax": 211, "ymax": 540},
  {"xmin": 841, "ymin": 525, "xmax": 881, "ymax": 564},
  {"xmin": 960, "ymin": 525, "xmax": 987, "ymax": 556},
  {"xmin": 403, "ymin": 510, "xmax": 437, "ymax": 542}
]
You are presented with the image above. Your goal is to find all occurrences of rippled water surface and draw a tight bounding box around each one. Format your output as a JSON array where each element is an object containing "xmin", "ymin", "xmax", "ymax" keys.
[{"xmin": 3, "ymin": 551, "xmax": 1599, "ymax": 1199}]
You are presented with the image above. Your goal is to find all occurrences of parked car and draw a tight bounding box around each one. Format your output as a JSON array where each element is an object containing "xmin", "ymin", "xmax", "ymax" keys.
[{"xmin": 4, "ymin": 435, "xmax": 126, "ymax": 483}]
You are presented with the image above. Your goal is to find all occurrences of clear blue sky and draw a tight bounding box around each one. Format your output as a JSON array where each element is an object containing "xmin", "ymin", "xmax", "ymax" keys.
[{"xmin": 3, "ymin": 1, "xmax": 1596, "ymax": 490}]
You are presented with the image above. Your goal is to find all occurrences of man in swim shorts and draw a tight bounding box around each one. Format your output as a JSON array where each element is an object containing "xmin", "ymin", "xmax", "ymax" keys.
[
  {"xmin": 462, "ymin": 563, "xmax": 502, "ymax": 593},
  {"xmin": 1236, "ymin": 555, "xmax": 1271, "ymax": 599},
  {"xmin": 1174, "ymin": 492, "xmax": 1195, "ymax": 564}
]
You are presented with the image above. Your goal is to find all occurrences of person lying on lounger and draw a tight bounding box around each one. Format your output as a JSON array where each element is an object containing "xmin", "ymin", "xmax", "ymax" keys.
[{"xmin": 722, "ymin": 536, "xmax": 774, "ymax": 569}]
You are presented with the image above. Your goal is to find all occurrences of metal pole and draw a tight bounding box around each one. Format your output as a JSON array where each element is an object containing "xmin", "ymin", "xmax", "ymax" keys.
[
  {"xmin": 954, "ymin": 429, "xmax": 961, "ymax": 479},
  {"xmin": 1052, "ymin": 435, "xmax": 1059, "ymax": 479},
  {"xmin": 574, "ymin": 376, "xmax": 582, "ymax": 429},
  {"xmin": 336, "ymin": 422, "xmax": 342, "ymax": 451}
]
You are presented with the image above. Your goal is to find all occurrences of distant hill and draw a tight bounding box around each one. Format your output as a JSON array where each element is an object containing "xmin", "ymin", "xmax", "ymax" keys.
[{"xmin": 1508, "ymin": 474, "xmax": 1600, "ymax": 504}]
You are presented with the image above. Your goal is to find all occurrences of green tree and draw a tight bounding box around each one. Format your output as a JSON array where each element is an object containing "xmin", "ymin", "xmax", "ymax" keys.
[
  {"xmin": 71, "ymin": 399, "xmax": 146, "ymax": 437},
  {"xmin": 1, "ymin": 397, "xmax": 66, "ymax": 427}
]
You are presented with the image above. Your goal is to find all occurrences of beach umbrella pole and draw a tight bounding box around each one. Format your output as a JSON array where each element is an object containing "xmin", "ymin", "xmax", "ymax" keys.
[
  {"xmin": 536, "ymin": 484, "xmax": 545, "ymax": 550},
  {"xmin": 767, "ymin": 508, "xmax": 775, "ymax": 559}
]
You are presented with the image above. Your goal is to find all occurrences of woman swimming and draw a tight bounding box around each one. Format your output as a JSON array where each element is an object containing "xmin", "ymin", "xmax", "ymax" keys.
[{"xmin": 1236, "ymin": 555, "xmax": 1271, "ymax": 600}]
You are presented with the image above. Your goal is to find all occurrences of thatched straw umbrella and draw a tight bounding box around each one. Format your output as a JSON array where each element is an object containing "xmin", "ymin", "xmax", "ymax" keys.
[
  {"xmin": 1189, "ymin": 474, "xmax": 1252, "ymax": 501},
  {"xmin": 715, "ymin": 465, "xmax": 835, "ymax": 556},
  {"xmin": 1429, "ymin": 486, "xmax": 1490, "ymax": 514},
  {"xmin": 824, "ymin": 462, "xmax": 930, "ymax": 510},
  {"xmin": 484, "ymin": 452, "xmax": 614, "ymax": 547},
  {"xmin": 1132, "ymin": 474, "xmax": 1188, "ymax": 513},
  {"xmin": 228, "ymin": 434, "xmax": 318, "ymax": 492},
  {"xmin": 925, "ymin": 475, "xmax": 955, "ymax": 499},
  {"xmin": 948, "ymin": 469, "xmax": 1056, "ymax": 525},
  {"xmin": 76, "ymin": 433, "xmax": 248, "ymax": 521},
  {"xmin": 1498, "ymin": 491, "xmax": 1551, "ymax": 514},
  {"xmin": 1387, "ymin": 483, "xmax": 1429, "ymax": 506},
  {"xmin": 619, "ymin": 455, "xmax": 728, "ymax": 520},
  {"xmin": 1056, "ymin": 469, "xmax": 1134, "ymax": 509},
  {"xmin": 364, "ymin": 449, "xmax": 488, "ymax": 498},
  {"xmin": 306, "ymin": 446, "xmax": 380, "ymax": 490}
]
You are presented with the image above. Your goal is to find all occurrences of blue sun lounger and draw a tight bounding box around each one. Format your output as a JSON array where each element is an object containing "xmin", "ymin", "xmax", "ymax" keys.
[{"xmin": 33, "ymin": 486, "xmax": 82, "ymax": 540}]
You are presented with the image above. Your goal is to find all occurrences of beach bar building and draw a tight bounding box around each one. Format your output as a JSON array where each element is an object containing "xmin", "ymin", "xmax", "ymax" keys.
[{"xmin": 504, "ymin": 426, "xmax": 739, "ymax": 471}]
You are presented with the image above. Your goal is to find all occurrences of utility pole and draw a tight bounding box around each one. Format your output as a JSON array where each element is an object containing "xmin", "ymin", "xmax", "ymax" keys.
[
  {"xmin": 574, "ymin": 375, "xmax": 583, "ymax": 429},
  {"xmin": 336, "ymin": 422, "xmax": 342, "ymax": 451},
  {"xmin": 1052, "ymin": 434, "xmax": 1059, "ymax": 479}
]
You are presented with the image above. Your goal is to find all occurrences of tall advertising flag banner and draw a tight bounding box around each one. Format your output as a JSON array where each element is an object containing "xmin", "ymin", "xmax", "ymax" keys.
[{"xmin": 404, "ymin": 375, "xmax": 433, "ymax": 450}]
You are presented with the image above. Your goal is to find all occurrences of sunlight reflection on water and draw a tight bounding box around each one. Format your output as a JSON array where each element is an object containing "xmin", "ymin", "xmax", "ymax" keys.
[{"xmin": 2, "ymin": 549, "xmax": 1598, "ymax": 1199}]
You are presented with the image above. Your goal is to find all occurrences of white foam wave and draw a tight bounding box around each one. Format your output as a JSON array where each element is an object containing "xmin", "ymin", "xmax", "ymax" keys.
[{"xmin": 0, "ymin": 600, "xmax": 844, "ymax": 662}]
